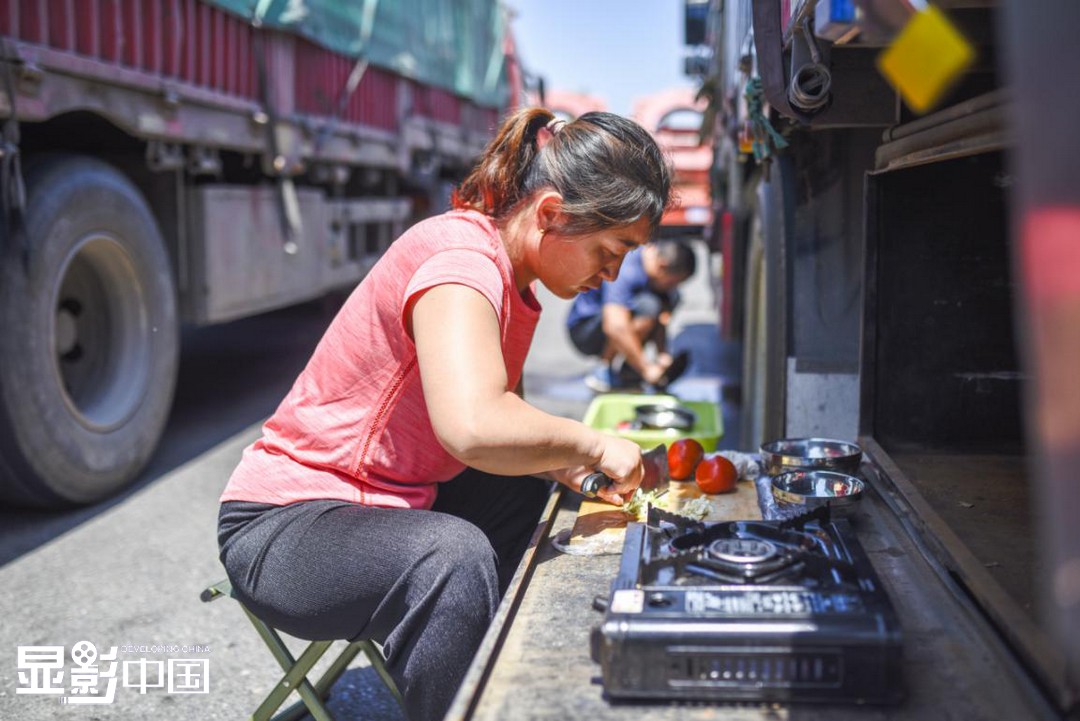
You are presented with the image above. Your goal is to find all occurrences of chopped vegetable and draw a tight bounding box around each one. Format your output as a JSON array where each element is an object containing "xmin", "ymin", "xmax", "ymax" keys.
[
  {"xmin": 621, "ymin": 489, "xmax": 665, "ymax": 521},
  {"xmin": 680, "ymin": 496, "xmax": 714, "ymax": 520},
  {"xmin": 620, "ymin": 489, "xmax": 713, "ymax": 522}
]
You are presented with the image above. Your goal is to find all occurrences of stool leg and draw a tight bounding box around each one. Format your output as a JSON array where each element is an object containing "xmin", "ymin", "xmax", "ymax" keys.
[
  {"xmin": 311, "ymin": 642, "xmax": 363, "ymax": 697},
  {"xmin": 267, "ymin": 700, "xmax": 320, "ymax": 721},
  {"xmin": 304, "ymin": 640, "xmax": 404, "ymax": 714},
  {"xmin": 224, "ymin": 594, "xmax": 402, "ymax": 720},
  {"xmin": 252, "ymin": 640, "xmax": 334, "ymax": 721},
  {"xmin": 241, "ymin": 604, "xmax": 335, "ymax": 721}
]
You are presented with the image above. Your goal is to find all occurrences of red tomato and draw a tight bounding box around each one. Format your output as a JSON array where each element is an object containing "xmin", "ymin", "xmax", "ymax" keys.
[
  {"xmin": 695, "ymin": 454, "xmax": 738, "ymax": 494},
  {"xmin": 667, "ymin": 439, "xmax": 705, "ymax": 480}
]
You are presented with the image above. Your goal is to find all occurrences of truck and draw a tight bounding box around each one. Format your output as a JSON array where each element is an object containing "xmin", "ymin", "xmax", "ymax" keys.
[
  {"xmin": 631, "ymin": 86, "xmax": 712, "ymax": 237},
  {"xmin": 0, "ymin": 0, "xmax": 518, "ymax": 508},
  {"xmin": 693, "ymin": 0, "xmax": 1079, "ymax": 714}
]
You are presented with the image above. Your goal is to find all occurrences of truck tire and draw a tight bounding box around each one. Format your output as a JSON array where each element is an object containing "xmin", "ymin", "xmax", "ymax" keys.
[{"xmin": 0, "ymin": 155, "xmax": 178, "ymax": 507}]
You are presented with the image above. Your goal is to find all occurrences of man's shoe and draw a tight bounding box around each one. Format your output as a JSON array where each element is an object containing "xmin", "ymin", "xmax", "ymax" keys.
[{"xmin": 584, "ymin": 366, "xmax": 617, "ymax": 393}]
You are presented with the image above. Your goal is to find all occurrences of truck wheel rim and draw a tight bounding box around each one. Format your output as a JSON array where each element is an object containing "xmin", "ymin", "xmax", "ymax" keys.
[{"xmin": 50, "ymin": 234, "xmax": 151, "ymax": 432}]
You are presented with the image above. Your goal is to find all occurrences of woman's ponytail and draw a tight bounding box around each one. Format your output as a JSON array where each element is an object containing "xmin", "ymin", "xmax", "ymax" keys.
[{"xmin": 452, "ymin": 107, "xmax": 554, "ymax": 217}]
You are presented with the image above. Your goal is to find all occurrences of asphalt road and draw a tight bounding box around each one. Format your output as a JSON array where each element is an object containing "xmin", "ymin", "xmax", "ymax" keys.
[{"xmin": 0, "ymin": 239, "xmax": 727, "ymax": 720}]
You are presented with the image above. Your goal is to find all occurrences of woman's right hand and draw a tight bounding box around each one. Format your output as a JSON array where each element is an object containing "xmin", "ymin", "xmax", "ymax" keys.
[
  {"xmin": 588, "ymin": 435, "xmax": 645, "ymax": 505},
  {"xmin": 544, "ymin": 433, "xmax": 644, "ymax": 505}
]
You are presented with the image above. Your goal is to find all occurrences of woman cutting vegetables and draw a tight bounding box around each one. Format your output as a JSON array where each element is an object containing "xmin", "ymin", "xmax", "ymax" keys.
[{"xmin": 215, "ymin": 107, "xmax": 673, "ymax": 721}]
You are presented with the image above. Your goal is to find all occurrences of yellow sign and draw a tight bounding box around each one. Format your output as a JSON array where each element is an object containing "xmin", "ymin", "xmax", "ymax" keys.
[{"xmin": 877, "ymin": 5, "xmax": 975, "ymax": 114}]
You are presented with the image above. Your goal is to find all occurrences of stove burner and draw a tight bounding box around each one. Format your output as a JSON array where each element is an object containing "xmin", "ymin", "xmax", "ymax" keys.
[
  {"xmin": 708, "ymin": 538, "xmax": 777, "ymax": 565},
  {"xmin": 688, "ymin": 535, "xmax": 801, "ymax": 584}
]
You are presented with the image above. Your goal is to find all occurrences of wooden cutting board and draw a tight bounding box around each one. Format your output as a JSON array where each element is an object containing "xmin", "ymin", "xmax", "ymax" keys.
[{"xmin": 568, "ymin": 479, "xmax": 762, "ymax": 553}]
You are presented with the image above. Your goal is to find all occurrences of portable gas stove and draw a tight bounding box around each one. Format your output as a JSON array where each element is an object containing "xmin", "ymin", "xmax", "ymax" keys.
[{"xmin": 590, "ymin": 506, "xmax": 903, "ymax": 705}]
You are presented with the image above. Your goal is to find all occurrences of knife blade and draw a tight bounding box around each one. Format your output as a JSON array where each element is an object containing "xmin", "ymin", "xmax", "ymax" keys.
[{"xmin": 580, "ymin": 443, "xmax": 669, "ymax": 499}]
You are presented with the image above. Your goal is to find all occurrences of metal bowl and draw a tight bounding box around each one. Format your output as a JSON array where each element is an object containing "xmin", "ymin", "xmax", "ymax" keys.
[
  {"xmin": 771, "ymin": 470, "xmax": 864, "ymax": 519},
  {"xmin": 634, "ymin": 403, "xmax": 696, "ymax": 431},
  {"xmin": 759, "ymin": 437, "xmax": 862, "ymax": 476}
]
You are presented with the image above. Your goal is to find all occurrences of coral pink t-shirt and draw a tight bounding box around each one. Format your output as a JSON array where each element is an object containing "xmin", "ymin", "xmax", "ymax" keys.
[{"xmin": 220, "ymin": 209, "xmax": 542, "ymax": 510}]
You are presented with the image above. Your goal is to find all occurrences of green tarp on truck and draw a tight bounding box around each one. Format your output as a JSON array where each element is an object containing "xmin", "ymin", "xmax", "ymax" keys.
[{"xmin": 208, "ymin": 0, "xmax": 510, "ymax": 108}]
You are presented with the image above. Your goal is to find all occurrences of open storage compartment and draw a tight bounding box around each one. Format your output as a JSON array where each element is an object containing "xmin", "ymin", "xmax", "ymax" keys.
[{"xmin": 860, "ymin": 150, "xmax": 1071, "ymax": 709}]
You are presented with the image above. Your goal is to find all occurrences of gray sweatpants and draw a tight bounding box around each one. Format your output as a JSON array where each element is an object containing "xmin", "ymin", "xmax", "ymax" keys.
[{"xmin": 217, "ymin": 468, "xmax": 552, "ymax": 721}]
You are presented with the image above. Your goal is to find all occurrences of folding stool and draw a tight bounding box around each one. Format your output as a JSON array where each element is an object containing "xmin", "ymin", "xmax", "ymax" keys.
[{"xmin": 201, "ymin": 579, "xmax": 403, "ymax": 721}]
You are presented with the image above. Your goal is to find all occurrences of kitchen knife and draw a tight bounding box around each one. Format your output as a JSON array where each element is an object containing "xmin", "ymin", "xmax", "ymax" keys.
[{"xmin": 580, "ymin": 443, "xmax": 669, "ymax": 499}]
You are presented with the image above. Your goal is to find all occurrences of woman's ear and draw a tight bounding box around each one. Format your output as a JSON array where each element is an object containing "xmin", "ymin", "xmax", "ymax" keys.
[{"xmin": 534, "ymin": 191, "xmax": 564, "ymax": 233}]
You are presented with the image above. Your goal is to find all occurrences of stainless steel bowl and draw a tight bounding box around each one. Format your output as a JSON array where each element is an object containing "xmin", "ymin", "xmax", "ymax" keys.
[
  {"xmin": 634, "ymin": 403, "xmax": 696, "ymax": 431},
  {"xmin": 759, "ymin": 437, "xmax": 862, "ymax": 476},
  {"xmin": 771, "ymin": 470, "xmax": 864, "ymax": 518}
]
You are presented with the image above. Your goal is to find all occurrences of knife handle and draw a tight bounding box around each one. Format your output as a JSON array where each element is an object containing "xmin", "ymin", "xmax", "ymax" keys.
[{"xmin": 581, "ymin": 472, "xmax": 612, "ymax": 498}]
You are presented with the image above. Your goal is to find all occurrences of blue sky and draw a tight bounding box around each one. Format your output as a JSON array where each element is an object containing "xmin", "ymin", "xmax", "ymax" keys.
[{"xmin": 508, "ymin": 0, "xmax": 699, "ymax": 116}]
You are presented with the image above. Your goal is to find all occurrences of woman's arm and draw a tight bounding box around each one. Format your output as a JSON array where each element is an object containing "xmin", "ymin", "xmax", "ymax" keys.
[{"xmin": 411, "ymin": 283, "xmax": 643, "ymax": 503}]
